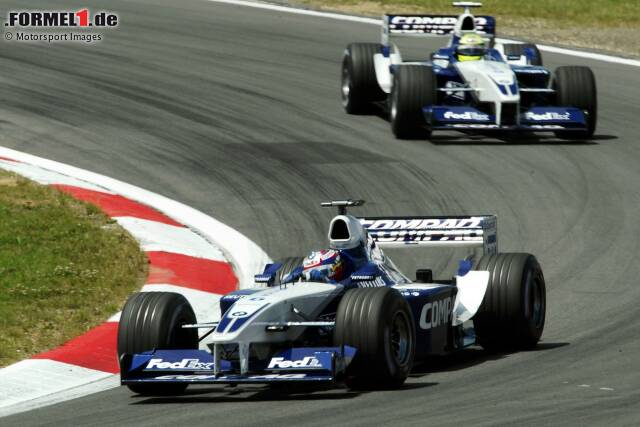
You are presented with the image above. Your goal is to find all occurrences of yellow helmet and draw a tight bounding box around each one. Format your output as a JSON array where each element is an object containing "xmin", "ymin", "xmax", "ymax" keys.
[{"xmin": 457, "ymin": 33, "xmax": 486, "ymax": 62}]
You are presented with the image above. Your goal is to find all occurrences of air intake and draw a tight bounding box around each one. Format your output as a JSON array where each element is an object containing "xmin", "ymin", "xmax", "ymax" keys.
[{"xmin": 330, "ymin": 218, "xmax": 350, "ymax": 240}]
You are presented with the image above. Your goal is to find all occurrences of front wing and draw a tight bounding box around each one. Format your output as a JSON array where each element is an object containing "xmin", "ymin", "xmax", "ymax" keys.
[
  {"xmin": 424, "ymin": 105, "xmax": 588, "ymax": 132},
  {"xmin": 120, "ymin": 347, "xmax": 356, "ymax": 385}
]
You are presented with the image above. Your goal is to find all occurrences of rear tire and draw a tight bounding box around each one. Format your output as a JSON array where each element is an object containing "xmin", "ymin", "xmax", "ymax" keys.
[
  {"xmin": 503, "ymin": 43, "xmax": 543, "ymax": 66},
  {"xmin": 274, "ymin": 256, "xmax": 304, "ymax": 285},
  {"xmin": 341, "ymin": 43, "xmax": 386, "ymax": 114},
  {"xmin": 334, "ymin": 287, "xmax": 415, "ymax": 389},
  {"xmin": 473, "ymin": 253, "xmax": 546, "ymax": 351},
  {"xmin": 117, "ymin": 292, "xmax": 198, "ymax": 396},
  {"xmin": 553, "ymin": 66, "xmax": 597, "ymax": 139},
  {"xmin": 390, "ymin": 65, "xmax": 436, "ymax": 139}
]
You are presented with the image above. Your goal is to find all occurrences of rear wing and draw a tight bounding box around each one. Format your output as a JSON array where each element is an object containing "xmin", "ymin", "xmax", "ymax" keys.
[
  {"xmin": 360, "ymin": 215, "xmax": 497, "ymax": 254},
  {"xmin": 384, "ymin": 15, "xmax": 495, "ymax": 37},
  {"xmin": 381, "ymin": 13, "xmax": 496, "ymax": 55}
]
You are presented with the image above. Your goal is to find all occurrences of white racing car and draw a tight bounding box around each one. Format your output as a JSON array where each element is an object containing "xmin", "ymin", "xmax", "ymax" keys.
[
  {"xmin": 117, "ymin": 200, "xmax": 546, "ymax": 394},
  {"xmin": 341, "ymin": 2, "xmax": 597, "ymax": 140}
]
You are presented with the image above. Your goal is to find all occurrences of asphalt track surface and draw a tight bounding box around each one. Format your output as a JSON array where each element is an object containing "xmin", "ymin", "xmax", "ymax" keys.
[{"xmin": 1, "ymin": 0, "xmax": 639, "ymax": 425}]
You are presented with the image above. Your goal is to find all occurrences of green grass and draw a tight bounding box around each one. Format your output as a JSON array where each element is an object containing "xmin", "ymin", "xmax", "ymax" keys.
[
  {"xmin": 302, "ymin": 0, "xmax": 640, "ymax": 26},
  {"xmin": 297, "ymin": 0, "xmax": 640, "ymax": 56},
  {"xmin": 0, "ymin": 171, "xmax": 147, "ymax": 367}
]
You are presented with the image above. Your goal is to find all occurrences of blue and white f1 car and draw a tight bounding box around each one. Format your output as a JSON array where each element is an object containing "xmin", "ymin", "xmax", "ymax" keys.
[
  {"xmin": 341, "ymin": 2, "xmax": 597, "ymax": 140},
  {"xmin": 117, "ymin": 200, "xmax": 546, "ymax": 394}
]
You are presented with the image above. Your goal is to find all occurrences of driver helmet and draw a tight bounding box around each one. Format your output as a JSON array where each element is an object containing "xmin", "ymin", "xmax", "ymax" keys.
[
  {"xmin": 456, "ymin": 33, "xmax": 486, "ymax": 62},
  {"xmin": 302, "ymin": 250, "xmax": 348, "ymax": 282}
]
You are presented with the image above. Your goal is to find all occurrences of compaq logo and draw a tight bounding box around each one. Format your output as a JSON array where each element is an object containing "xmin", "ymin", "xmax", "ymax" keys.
[
  {"xmin": 419, "ymin": 297, "xmax": 453, "ymax": 330},
  {"xmin": 362, "ymin": 218, "xmax": 483, "ymax": 230},
  {"xmin": 390, "ymin": 16, "xmax": 458, "ymax": 25}
]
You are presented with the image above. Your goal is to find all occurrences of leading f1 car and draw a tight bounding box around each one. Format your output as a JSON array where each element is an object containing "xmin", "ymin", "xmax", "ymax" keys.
[
  {"xmin": 341, "ymin": 2, "xmax": 597, "ymax": 140},
  {"xmin": 117, "ymin": 200, "xmax": 546, "ymax": 394}
]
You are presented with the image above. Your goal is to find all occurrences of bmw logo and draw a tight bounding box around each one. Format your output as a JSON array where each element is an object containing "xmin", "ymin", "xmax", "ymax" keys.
[{"xmin": 230, "ymin": 311, "xmax": 248, "ymax": 317}]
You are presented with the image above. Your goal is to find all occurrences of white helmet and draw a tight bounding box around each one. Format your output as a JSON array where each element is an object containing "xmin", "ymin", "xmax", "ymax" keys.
[{"xmin": 328, "ymin": 215, "xmax": 367, "ymax": 250}]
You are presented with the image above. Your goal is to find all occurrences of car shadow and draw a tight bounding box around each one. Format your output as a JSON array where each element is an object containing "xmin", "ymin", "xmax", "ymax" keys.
[
  {"xmin": 131, "ymin": 385, "xmax": 360, "ymax": 405},
  {"xmin": 129, "ymin": 343, "xmax": 567, "ymax": 405},
  {"xmin": 130, "ymin": 380, "xmax": 439, "ymax": 405},
  {"xmin": 423, "ymin": 133, "xmax": 615, "ymax": 146},
  {"xmin": 410, "ymin": 342, "xmax": 570, "ymax": 375},
  {"xmin": 520, "ymin": 342, "xmax": 570, "ymax": 352}
]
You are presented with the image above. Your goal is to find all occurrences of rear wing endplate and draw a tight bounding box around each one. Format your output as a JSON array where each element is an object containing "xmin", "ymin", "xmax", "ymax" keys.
[{"xmin": 360, "ymin": 215, "xmax": 497, "ymax": 254}]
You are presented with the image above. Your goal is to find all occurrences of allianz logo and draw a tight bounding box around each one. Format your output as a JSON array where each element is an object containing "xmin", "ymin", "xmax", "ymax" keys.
[
  {"xmin": 525, "ymin": 111, "xmax": 571, "ymax": 121},
  {"xmin": 443, "ymin": 111, "xmax": 490, "ymax": 121},
  {"xmin": 268, "ymin": 356, "xmax": 321, "ymax": 369}
]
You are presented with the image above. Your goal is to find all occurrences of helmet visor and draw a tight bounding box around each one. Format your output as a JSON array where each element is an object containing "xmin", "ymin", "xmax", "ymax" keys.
[{"xmin": 457, "ymin": 46, "xmax": 486, "ymax": 58}]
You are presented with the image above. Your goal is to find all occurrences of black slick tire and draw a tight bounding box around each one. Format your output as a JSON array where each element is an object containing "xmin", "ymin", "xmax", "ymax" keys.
[
  {"xmin": 117, "ymin": 292, "xmax": 198, "ymax": 396},
  {"xmin": 473, "ymin": 253, "xmax": 546, "ymax": 351},
  {"xmin": 341, "ymin": 43, "xmax": 385, "ymax": 114},
  {"xmin": 553, "ymin": 66, "xmax": 597, "ymax": 139},
  {"xmin": 390, "ymin": 65, "xmax": 436, "ymax": 139},
  {"xmin": 503, "ymin": 43, "xmax": 543, "ymax": 66},
  {"xmin": 274, "ymin": 256, "xmax": 304, "ymax": 285},
  {"xmin": 334, "ymin": 287, "xmax": 415, "ymax": 389}
]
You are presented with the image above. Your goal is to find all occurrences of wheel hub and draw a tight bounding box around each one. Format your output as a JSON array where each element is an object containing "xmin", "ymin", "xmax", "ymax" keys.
[{"xmin": 390, "ymin": 312, "xmax": 410, "ymax": 365}]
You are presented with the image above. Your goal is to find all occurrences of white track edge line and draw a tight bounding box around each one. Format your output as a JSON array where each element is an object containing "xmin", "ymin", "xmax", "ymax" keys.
[
  {"xmin": 0, "ymin": 146, "xmax": 271, "ymax": 288},
  {"xmin": 206, "ymin": 0, "xmax": 640, "ymax": 67},
  {"xmin": 0, "ymin": 147, "xmax": 271, "ymax": 417}
]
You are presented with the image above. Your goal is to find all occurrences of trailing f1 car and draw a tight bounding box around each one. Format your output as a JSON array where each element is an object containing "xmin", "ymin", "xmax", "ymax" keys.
[
  {"xmin": 341, "ymin": 2, "xmax": 597, "ymax": 140},
  {"xmin": 117, "ymin": 200, "xmax": 546, "ymax": 394}
]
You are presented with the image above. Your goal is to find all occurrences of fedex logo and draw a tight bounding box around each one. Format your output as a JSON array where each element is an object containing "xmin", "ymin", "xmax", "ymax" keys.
[
  {"xmin": 525, "ymin": 111, "xmax": 571, "ymax": 121},
  {"xmin": 146, "ymin": 358, "xmax": 214, "ymax": 370},
  {"xmin": 443, "ymin": 111, "xmax": 490, "ymax": 121},
  {"xmin": 268, "ymin": 356, "xmax": 322, "ymax": 369}
]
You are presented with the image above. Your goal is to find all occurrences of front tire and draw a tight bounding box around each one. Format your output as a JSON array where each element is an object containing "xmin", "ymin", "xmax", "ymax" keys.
[
  {"xmin": 473, "ymin": 253, "xmax": 546, "ymax": 351},
  {"xmin": 341, "ymin": 43, "xmax": 385, "ymax": 114},
  {"xmin": 274, "ymin": 256, "xmax": 304, "ymax": 286},
  {"xmin": 553, "ymin": 66, "xmax": 597, "ymax": 139},
  {"xmin": 502, "ymin": 43, "xmax": 543, "ymax": 66},
  {"xmin": 390, "ymin": 65, "xmax": 436, "ymax": 139},
  {"xmin": 334, "ymin": 287, "xmax": 415, "ymax": 389},
  {"xmin": 117, "ymin": 292, "xmax": 198, "ymax": 396}
]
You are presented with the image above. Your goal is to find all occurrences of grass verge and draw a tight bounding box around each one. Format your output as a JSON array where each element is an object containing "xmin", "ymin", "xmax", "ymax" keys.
[
  {"xmin": 293, "ymin": 0, "xmax": 640, "ymax": 57},
  {"xmin": 0, "ymin": 170, "xmax": 147, "ymax": 367}
]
